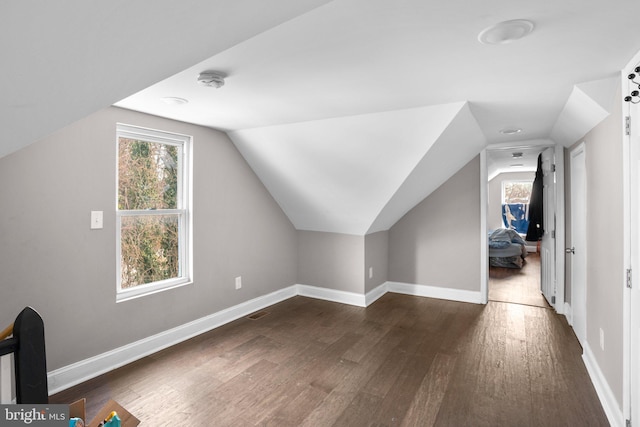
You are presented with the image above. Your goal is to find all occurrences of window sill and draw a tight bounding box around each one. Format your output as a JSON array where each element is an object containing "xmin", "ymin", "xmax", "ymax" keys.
[{"xmin": 116, "ymin": 278, "xmax": 193, "ymax": 303}]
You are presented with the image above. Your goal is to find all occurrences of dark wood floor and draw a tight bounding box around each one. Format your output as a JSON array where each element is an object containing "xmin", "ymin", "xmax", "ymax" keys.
[
  {"xmin": 50, "ymin": 293, "xmax": 608, "ymax": 426},
  {"xmin": 489, "ymin": 252, "xmax": 550, "ymax": 308}
]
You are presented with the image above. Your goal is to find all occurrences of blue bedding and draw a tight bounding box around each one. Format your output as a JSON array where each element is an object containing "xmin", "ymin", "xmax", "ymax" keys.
[{"xmin": 488, "ymin": 229, "xmax": 527, "ymax": 268}]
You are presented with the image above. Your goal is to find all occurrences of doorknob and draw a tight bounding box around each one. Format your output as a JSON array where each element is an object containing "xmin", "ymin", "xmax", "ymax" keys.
[{"xmin": 565, "ymin": 247, "xmax": 575, "ymax": 254}]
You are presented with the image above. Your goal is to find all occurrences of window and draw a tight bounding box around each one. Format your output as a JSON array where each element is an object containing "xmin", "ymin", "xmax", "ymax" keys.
[
  {"xmin": 501, "ymin": 180, "xmax": 532, "ymax": 233},
  {"xmin": 502, "ymin": 180, "xmax": 533, "ymax": 204},
  {"xmin": 116, "ymin": 124, "xmax": 192, "ymax": 301}
]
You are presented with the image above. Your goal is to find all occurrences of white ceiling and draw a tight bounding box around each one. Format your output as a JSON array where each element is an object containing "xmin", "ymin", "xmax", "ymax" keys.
[{"xmin": 4, "ymin": 0, "xmax": 640, "ymax": 235}]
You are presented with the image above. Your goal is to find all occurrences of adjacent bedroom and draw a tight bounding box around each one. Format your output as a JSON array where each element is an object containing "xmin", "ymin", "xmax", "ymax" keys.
[{"xmin": 487, "ymin": 149, "xmax": 549, "ymax": 308}]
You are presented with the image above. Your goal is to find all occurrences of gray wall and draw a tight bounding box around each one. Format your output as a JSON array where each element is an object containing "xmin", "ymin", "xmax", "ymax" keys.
[
  {"xmin": 0, "ymin": 106, "xmax": 298, "ymax": 371},
  {"xmin": 297, "ymin": 231, "xmax": 365, "ymax": 293},
  {"xmin": 566, "ymin": 87, "xmax": 624, "ymax": 408},
  {"xmin": 388, "ymin": 156, "xmax": 481, "ymax": 291},
  {"xmin": 364, "ymin": 231, "xmax": 388, "ymax": 293},
  {"xmin": 488, "ymin": 171, "xmax": 535, "ymax": 231}
]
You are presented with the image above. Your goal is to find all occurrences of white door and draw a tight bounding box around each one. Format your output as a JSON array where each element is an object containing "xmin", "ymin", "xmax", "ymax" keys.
[
  {"xmin": 540, "ymin": 147, "xmax": 556, "ymax": 307},
  {"xmin": 570, "ymin": 143, "xmax": 587, "ymax": 346}
]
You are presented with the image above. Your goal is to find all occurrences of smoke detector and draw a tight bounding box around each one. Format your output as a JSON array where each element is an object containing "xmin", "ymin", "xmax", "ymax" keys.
[{"xmin": 197, "ymin": 71, "xmax": 225, "ymax": 88}]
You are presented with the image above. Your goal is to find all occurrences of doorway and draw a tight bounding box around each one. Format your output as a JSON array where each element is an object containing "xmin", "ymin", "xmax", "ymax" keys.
[{"xmin": 484, "ymin": 144, "xmax": 564, "ymax": 310}]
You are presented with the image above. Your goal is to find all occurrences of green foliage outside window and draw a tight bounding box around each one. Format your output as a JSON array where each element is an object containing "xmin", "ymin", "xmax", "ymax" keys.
[{"xmin": 118, "ymin": 138, "xmax": 180, "ymax": 288}]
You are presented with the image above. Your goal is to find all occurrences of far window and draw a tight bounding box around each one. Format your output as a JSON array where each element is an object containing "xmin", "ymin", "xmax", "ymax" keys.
[
  {"xmin": 502, "ymin": 181, "xmax": 532, "ymax": 204},
  {"xmin": 501, "ymin": 180, "xmax": 532, "ymax": 233},
  {"xmin": 116, "ymin": 124, "xmax": 192, "ymax": 301}
]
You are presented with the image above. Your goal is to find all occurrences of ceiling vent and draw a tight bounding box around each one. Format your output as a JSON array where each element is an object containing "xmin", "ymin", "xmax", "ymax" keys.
[{"xmin": 197, "ymin": 71, "xmax": 226, "ymax": 88}]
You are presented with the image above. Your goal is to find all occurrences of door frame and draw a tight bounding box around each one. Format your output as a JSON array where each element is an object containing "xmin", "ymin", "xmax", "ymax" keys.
[
  {"xmin": 623, "ymin": 49, "xmax": 640, "ymax": 427},
  {"xmin": 569, "ymin": 142, "xmax": 587, "ymax": 345},
  {"xmin": 481, "ymin": 143, "xmax": 565, "ymax": 313}
]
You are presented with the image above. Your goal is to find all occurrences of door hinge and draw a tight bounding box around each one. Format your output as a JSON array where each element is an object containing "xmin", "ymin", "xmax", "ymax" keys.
[
  {"xmin": 552, "ymin": 164, "xmax": 556, "ymax": 173},
  {"xmin": 627, "ymin": 268, "xmax": 632, "ymax": 289},
  {"xmin": 551, "ymin": 230, "xmax": 556, "ymax": 239},
  {"xmin": 551, "ymin": 296, "xmax": 556, "ymax": 304},
  {"xmin": 626, "ymin": 116, "xmax": 631, "ymax": 136},
  {"xmin": 626, "ymin": 418, "xmax": 631, "ymax": 427}
]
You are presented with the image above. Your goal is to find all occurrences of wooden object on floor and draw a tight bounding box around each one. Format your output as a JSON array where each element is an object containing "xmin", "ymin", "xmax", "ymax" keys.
[
  {"xmin": 51, "ymin": 294, "xmax": 608, "ymax": 426},
  {"xmin": 89, "ymin": 399, "xmax": 140, "ymax": 427}
]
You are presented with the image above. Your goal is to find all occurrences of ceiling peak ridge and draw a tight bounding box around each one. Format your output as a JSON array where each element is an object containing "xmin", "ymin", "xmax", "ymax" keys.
[{"xmin": 227, "ymin": 101, "xmax": 469, "ymax": 134}]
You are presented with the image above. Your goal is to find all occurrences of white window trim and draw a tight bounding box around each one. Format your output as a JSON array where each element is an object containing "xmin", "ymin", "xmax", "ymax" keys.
[{"xmin": 116, "ymin": 124, "xmax": 193, "ymax": 302}]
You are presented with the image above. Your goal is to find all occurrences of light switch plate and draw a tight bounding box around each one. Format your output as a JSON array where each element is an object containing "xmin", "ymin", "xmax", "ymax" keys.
[{"xmin": 90, "ymin": 211, "xmax": 103, "ymax": 229}]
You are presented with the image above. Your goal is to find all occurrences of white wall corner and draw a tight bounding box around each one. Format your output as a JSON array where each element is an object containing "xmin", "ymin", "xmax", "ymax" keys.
[
  {"xmin": 582, "ymin": 343, "xmax": 624, "ymax": 427},
  {"xmin": 365, "ymin": 283, "xmax": 388, "ymax": 306}
]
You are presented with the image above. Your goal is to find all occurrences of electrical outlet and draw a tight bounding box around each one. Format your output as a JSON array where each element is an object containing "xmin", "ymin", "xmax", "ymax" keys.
[
  {"xmin": 235, "ymin": 276, "xmax": 242, "ymax": 290},
  {"xmin": 368, "ymin": 267, "xmax": 373, "ymax": 279},
  {"xmin": 599, "ymin": 328, "xmax": 604, "ymax": 351}
]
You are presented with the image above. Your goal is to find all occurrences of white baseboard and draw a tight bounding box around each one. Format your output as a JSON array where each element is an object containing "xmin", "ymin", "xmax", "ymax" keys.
[
  {"xmin": 564, "ymin": 302, "xmax": 573, "ymax": 325},
  {"xmin": 386, "ymin": 281, "xmax": 483, "ymax": 304},
  {"xmin": 296, "ymin": 282, "xmax": 482, "ymax": 307},
  {"xmin": 296, "ymin": 284, "xmax": 366, "ymax": 307},
  {"xmin": 582, "ymin": 343, "xmax": 624, "ymax": 427},
  {"xmin": 48, "ymin": 281, "xmax": 482, "ymax": 395},
  {"xmin": 365, "ymin": 283, "xmax": 388, "ymax": 306},
  {"xmin": 47, "ymin": 286, "xmax": 297, "ymax": 395}
]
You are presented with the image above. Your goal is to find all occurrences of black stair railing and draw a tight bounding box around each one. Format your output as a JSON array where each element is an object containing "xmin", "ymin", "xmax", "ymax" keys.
[{"xmin": 0, "ymin": 307, "xmax": 48, "ymax": 404}]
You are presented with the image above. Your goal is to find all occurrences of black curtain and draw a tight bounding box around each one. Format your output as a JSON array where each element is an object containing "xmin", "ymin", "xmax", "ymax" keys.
[{"xmin": 526, "ymin": 154, "xmax": 543, "ymax": 241}]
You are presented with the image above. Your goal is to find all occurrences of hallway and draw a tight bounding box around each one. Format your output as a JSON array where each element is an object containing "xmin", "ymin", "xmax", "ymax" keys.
[{"xmin": 489, "ymin": 253, "xmax": 549, "ymax": 308}]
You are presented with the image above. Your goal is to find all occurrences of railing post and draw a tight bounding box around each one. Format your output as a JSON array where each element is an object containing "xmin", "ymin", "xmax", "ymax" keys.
[{"xmin": 13, "ymin": 307, "xmax": 48, "ymax": 404}]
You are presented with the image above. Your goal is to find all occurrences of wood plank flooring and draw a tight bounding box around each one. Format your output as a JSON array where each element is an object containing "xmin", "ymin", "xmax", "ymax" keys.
[
  {"xmin": 489, "ymin": 252, "xmax": 550, "ymax": 308},
  {"xmin": 50, "ymin": 294, "xmax": 608, "ymax": 426}
]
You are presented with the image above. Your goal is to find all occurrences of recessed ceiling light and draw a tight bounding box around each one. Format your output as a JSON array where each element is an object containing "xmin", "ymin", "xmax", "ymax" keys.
[
  {"xmin": 161, "ymin": 97, "xmax": 189, "ymax": 105},
  {"xmin": 512, "ymin": 152, "xmax": 523, "ymax": 158},
  {"xmin": 478, "ymin": 19, "xmax": 534, "ymax": 45},
  {"xmin": 510, "ymin": 163, "xmax": 524, "ymax": 167},
  {"xmin": 499, "ymin": 128, "xmax": 522, "ymax": 135}
]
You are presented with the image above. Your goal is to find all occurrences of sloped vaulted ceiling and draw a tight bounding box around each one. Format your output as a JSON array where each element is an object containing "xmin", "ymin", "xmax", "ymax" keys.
[
  {"xmin": 4, "ymin": 0, "xmax": 640, "ymax": 235},
  {"xmin": 0, "ymin": 0, "xmax": 332, "ymax": 159},
  {"xmin": 230, "ymin": 102, "xmax": 484, "ymax": 235}
]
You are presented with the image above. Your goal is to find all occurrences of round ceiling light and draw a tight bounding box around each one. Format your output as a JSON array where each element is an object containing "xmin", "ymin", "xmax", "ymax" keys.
[
  {"xmin": 478, "ymin": 19, "xmax": 534, "ymax": 45},
  {"xmin": 161, "ymin": 97, "xmax": 189, "ymax": 105},
  {"xmin": 499, "ymin": 127, "xmax": 522, "ymax": 135}
]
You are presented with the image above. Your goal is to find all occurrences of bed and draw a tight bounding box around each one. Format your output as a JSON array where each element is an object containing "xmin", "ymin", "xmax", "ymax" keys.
[{"xmin": 488, "ymin": 228, "xmax": 528, "ymax": 268}]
